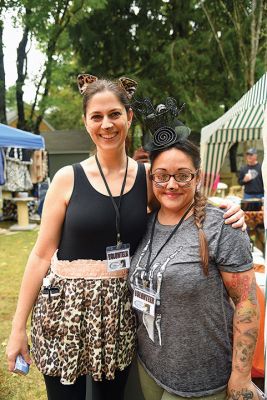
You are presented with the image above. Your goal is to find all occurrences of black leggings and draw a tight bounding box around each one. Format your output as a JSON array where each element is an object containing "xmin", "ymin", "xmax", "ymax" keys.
[
  {"xmin": 44, "ymin": 375, "xmax": 86, "ymax": 400},
  {"xmin": 91, "ymin": 366, "xmax": 130, "ymax": 400},
  {"xmin": 44, "ymin": 366, "xmax": 130, "ymax": 400}
]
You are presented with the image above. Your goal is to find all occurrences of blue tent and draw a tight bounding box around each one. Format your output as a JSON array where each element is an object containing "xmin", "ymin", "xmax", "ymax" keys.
[{"xmin": 0, "ymin": 123, "xmax": 45, "ymax": 149}]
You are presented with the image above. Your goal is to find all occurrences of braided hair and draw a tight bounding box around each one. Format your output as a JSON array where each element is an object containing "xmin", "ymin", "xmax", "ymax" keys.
[
  {"xmin": 193, "ymin": 190, "xmax": 209, "ymax": 275},
  {"xmin": 149, "ymin": 140, "xmax": 209, "ymax": 275}
]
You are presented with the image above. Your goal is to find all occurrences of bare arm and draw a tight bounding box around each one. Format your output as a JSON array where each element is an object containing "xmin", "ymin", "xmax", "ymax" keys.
[
  {"xmin": 221, "ymin": 269, "xmax": 260, "ymax": 400},
  {"xmin": 6, "ymin": 166, "xmax": 73, "ymax": 371}
]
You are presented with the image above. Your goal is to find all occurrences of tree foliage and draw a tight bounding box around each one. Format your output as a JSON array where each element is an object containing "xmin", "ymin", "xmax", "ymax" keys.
[
  {"xmin": 67, "ymin": 0, "xmax": 266, "ymax": 139},
  {"xmin": 0, "ymin": 0, "xmax": 106, "ymax": 132},
  {"xmin": 0, "ymin": 0, "xmax": 266, "ymax": 147},
  {"xmin": 0, "ymin": 0, "xmax": 18, "ymax": 124}
]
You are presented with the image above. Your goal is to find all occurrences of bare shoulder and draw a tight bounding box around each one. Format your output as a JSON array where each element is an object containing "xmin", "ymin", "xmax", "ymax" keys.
[
  {"xmin": 34, "ymin": 165, "xmax": 75, "ymax": 258},
  {"xmin": 52, "ymin": 165, "xmax": 74, "ymax": 184},
  {"xmin": 143, "ymin": 162, "xmax": 157, "ymax": 209},
  {"xmin": 128, "ymin": 156, "xmax": 138, "ymax": 172},
  {"xmin": 80, "ymin": 156, "xmax": 100, "ymax": 176},
  {"xmin": 47, "ymin": 165, "xmax": 74, "ymax": 205},
  {"xmin": 130, "ymin": 159, "xmax": 150, "ymax": 177},
  {"xmin": 144, "ymin": 162, "xmax": 151, "ymax": 176},
  {"xmin": 144, "ymin": 162, "xmax": 152, "ymax": 186},
  {"xmin": 80, "ymin": 156, "xmax": 95, "ymax": 168},
  {"xmin": 128, "ymin": 157, "xmax": 149, "ymax": 183}
]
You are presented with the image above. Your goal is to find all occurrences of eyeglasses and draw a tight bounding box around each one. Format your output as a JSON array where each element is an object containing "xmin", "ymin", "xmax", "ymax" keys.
[{"xmin": 150, "ymin": 171, "xmax": 198, "ymax": 184}]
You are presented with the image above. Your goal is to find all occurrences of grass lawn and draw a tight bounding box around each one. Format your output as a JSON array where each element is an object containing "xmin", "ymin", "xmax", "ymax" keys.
[{"xmin": 0, "ymin": 226, "xmax": 47, "ymax": 400}]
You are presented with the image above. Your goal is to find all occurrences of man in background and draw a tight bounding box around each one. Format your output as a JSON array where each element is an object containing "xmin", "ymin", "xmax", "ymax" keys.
[{"xmin": 238, "ymin": 147, "xmax": 264, "ymax": 199}]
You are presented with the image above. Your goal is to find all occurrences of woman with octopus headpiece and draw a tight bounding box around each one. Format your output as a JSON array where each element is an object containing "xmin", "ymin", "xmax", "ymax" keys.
[
  {"xmin": 6, "ymin": 76, "xmax": 245, "ymax": 400},
  {"xmin": 129, "ymin": 97, "xmax": 259, "ymax": 400}
]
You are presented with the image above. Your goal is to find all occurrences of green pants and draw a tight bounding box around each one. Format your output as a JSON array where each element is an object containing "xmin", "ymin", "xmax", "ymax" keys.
[{"xmin": 138, "ymin": 361, "xmax": 227, "ymax": 400}]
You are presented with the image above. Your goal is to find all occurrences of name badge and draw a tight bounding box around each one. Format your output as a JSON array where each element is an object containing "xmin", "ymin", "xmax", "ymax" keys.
[
  {"xmin": 106, "ymin": 243, "xmax": 130, "ymax": 272},
  {"xmin": 133, "ymin": 286, "xmax": 156, "ymax": 317}
]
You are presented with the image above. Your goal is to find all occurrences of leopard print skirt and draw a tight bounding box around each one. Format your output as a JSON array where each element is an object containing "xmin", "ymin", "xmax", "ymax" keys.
[{"xmin": 31, "ymin": 252, "xmax": 136, "ymax": 385}]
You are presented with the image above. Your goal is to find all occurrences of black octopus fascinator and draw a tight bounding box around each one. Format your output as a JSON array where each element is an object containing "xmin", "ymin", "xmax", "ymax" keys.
[{"xmin": 131, "ymin": 97, "xmax": 190, "ymax": 151}]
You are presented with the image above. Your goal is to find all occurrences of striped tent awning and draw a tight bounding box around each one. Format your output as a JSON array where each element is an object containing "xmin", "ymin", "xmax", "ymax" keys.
[{"xmin": 200, "ymin": 73, "xmax": 267, "ymax": 196}]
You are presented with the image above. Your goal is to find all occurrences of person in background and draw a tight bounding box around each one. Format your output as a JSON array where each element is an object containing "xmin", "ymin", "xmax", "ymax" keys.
[
  {"xmin": 129, "ymin": 97, "xmax": 259, "ymax": 400},
  {"xmin": 238, "ymin": 148, "xmax": 264, "ymax": 199},
  {"xmin": 133, "ymin": 146, "xmax": 150, "ymax": 164},
  {"xmin": 6, "ymin": 77, "xmax": 245, "ymax": 400}
]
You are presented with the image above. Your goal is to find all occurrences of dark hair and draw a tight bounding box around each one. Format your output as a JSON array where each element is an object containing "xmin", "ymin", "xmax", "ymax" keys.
[
  {"xmin": 82, "ymin": 79, "xmax": 131, "ymax": 116},
  {"xmin": 150, "ymin": 140, "xmax": 209, "ymax": 275},
  {"xmin": 150, "ymin": 139, "xmax": 201, "ymax": 170}
]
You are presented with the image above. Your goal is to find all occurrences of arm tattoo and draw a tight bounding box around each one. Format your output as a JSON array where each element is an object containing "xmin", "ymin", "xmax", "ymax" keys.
[
  {"xmin": 235, "ymin": 302, "xmax": 258, "ymax": 324},
  {"xmin": 234, "ymin": 329, "xmax": 258, "ymax": 373},
  {"xmin": 226, "ymin": 274, "xmax": 257, "ymax": 306},
  {"xmin": 222, "ymin": 272, "xmax": 259, "ymax": 375}
]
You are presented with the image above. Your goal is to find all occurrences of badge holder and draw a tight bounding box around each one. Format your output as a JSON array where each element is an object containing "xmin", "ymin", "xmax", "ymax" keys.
[
  {"xmin": 133, "ymin": 285, "xmax": 157, "ymax": 317},
  {"xmin": 106, "ymin": 243, "xmax": 130, "ymax": 272}
]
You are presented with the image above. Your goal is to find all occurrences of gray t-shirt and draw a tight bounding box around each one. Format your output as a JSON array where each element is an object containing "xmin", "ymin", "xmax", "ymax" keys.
[{"xmin": 129, "ymin": 205, "xmax": 253, "ymax": 397}]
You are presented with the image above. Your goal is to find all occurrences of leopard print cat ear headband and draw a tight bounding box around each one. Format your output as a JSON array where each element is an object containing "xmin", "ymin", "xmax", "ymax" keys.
[{"xmin": 77, "ymin": 74, "xmax": 138, "ymax": 99}]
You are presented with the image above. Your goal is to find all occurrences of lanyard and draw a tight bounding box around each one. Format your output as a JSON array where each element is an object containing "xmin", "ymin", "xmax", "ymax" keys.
[
  {"xmin": 145, "ymin": 202, "xmax": 194, "ymax": 272},
  {"xmin": 95, "ymin": 154, "xmax": 128, "ymax": 246}
]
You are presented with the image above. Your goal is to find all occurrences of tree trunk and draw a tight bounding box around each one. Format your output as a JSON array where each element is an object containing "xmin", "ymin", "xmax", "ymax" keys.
[
  {"xmin": 249, "ymin": 0, "xmax": 263, "ymax": 88},
  {"xmin": 0, "ymin": 20, "xmax": 7, "ymax": 124},
  {"xmin": 31, "ymin": 1, "xmax": 88, "ymax": 133},
  {"xmin": 16, "ymin": 26, "xmax": 29, "ymax": 130},
  {"xmin": 201, "ymin": 2, "xmax": 235, "ymax": 82},
  {"xmin": 33, "ymin": 47, "xmax": 54, "ymax": 133},
  {"xmin": 16, "ymin": 8, "xmax": 31, "ymax": 130}
]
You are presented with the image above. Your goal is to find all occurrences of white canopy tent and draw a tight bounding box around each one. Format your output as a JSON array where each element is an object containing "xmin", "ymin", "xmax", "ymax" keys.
[{"xmin": 200, "ymin": 73, "xmax": 267, "ymax": 196}]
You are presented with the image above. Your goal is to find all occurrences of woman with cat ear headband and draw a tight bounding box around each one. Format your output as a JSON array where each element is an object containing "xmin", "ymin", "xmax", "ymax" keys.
[
  {"xmin": 6, "ymin": 74, "xmax": 245, "ymax": 400},
  {"xmin": 129, "ymin": 97, "xmax": 259, "ymax": 400},
  {"xmin": 6, "ymin": 74, "xmax": 153, "ymax": 400}
]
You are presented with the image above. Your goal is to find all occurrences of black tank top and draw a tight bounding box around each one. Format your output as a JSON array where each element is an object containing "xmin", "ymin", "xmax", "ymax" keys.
[{"xmin": 57, "ymin": 162, "xmax": 148, "ymax": 261}]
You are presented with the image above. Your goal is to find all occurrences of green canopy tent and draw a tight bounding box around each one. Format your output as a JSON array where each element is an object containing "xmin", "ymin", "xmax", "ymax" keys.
[{"xmin": 200, "ymin": 72, "xmax": 267, "ymax": 196}]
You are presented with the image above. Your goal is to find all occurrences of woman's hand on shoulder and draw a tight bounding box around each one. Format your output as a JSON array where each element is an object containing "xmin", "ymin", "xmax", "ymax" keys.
[{"xmin": 219, "ymin": 200, "xmax": 246, "ymax": 231}]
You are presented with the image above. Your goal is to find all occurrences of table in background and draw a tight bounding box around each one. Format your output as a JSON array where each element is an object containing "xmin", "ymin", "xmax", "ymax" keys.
[{"xmin": 9, "ymin": 197, "xmax": 37, "ymax": 231}]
